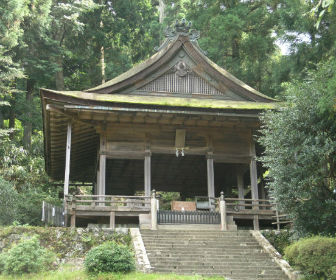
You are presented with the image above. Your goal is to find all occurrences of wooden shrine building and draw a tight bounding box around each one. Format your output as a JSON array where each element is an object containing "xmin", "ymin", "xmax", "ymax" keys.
[{"xmin": 40, "ymin": 20, "xmax": 276, "ymax": 229}]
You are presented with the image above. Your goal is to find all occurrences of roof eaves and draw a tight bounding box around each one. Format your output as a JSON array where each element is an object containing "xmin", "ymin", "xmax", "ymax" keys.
[{"xmin": 40, "ymin": 88, "xmax": 276, "ymax": 110}]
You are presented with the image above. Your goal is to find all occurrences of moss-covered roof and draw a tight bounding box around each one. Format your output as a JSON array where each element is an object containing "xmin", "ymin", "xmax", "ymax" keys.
[
  {"xmin": 42, "ymin": 89, "xmax": 275, "ymax": 110},
  {"xmin": 85, "ymin": 34, "xmax": 275, "ymax": 103},
  {"xmin": 87, "ymin": 40, "xmax": 171, "ymax": 92}
]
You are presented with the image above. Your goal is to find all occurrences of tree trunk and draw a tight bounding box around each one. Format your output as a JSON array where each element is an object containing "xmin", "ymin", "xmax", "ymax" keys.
[
  {"xmin": 101, "ymin": 45, "xmax": 106, "ymax": 84},
  {"xmin": 100, "ymin": 19, "xmax": 106, "ymax": 84},
  {"xmin": 9, "ymin": 96, "xmax": 16, "ymax": 129},
  {"xmin": 55, "ymin": 56, "xmax": 64, "ymax": 90},
  {"xmin": 232, "ymin": 38, "xmax": 240, "ymax": 59},
  {"xmin": 159, "ymin": 0, "xmax": 165, "ymax": 23},
  {"xmin": 23, "ymin": 79, "xmax": 34, "ymax": 149},
  {"xmin": 0, "ymin": 110, "xmax": 4, "ymax": 129}
]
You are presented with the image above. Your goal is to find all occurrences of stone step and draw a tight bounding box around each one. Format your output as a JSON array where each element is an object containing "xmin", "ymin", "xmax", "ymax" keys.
[
  {"xmin": 150, "ymin": 262, "xmax": 280, "ymax": 269},
  {"xmin": 149, "ymin": 258, "xmax": 275, "ymax": 263},
  {"xmin": 141, "ymin": 229, "xmax": 249, "ymax": 233},
  {"xmin": 141, "ymin": 230, "xmax": 250, "ymax": 235},
  {"xmin": 140, "ymin": 229, "xmax": 289, "ymax": 279},
  {"xmin": 145, "ymin": 247, "xmax": 265, "ymax": 253},
  {"xmin": 149, "ymin": 257, "xmax": 275, "ymax": 262},
  {"xmin": 153, "ymin": 269, "xmax": 287, "ymax": 278},
  {"xmin": 141, "ymin": 237, "xmax": 258, "ymax": 242},
  {"xmin": 143, "ymin": 242, "xmax": 261, "ymax": 247},
  {"xmin": 152, "ymin": 266, "xmax": 282, "ymax": 274}
]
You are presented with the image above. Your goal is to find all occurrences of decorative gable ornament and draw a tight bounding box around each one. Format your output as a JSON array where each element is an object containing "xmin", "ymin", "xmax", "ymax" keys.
[
  {"xmin": 174, "ymin": 61, "xmax": 190, "ymax": 77},
  {"xmin": 156, "ymin": 19, "xmax": 201, "ymax": 52}
]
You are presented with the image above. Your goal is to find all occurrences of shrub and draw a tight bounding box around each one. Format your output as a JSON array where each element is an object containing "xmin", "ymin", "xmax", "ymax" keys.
[
  {"xmin": 262, "ymin": 229, "xmax": 296, "ymax": 255},
  {"xmin": 0, "ymin": 176, "xmax": 19, "ymax": 225},
  {"xmin": 0, "ymin": 253, "xmax": 7, "ymax": 273},
  {"xmin": 2, "ymin": 235, "xmax": 55, "ymax": 275},
  {"xmin": 284, "ymin": 236, "xmax": 336, "ymax": 279},
  {"xmin": 84, "ymin": 241, "xmax": 135, "ymax": 273}
]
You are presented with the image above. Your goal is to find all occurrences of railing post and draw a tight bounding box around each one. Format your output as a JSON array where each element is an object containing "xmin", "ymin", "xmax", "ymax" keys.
[
  {"xmin": 41, "ymin": 201, "xmax": 45, "ymax": 223},
  {"xmin": 220, "ymin": 191, "xmax": 227, "ymax": 231},
  {"xmin": 110, "ymin": 211, "xmax": 115, "ymax": 230},
  {"xmin": 70, "ymin": 196, "xmax": 76, "ymax": 228},
  {"xmin": 64, "ymin": 195, "xmax": 71, "ymax": 227},
  {"xmin": 151, "ymin": 189, "xmax": 158, "ymax": 230}
]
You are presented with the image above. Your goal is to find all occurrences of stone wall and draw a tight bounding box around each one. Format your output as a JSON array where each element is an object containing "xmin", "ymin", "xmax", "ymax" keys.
[{"xmin": 0, "ymin": 226, "xmax": 130, "ymax": 266}]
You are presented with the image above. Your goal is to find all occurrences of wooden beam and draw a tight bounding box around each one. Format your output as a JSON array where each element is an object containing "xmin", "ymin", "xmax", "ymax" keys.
[
  {"xmin": 63, "ymin": 122, "xmax": 72, "ymax": 197},
  {"xmin": 102, "ymin": 151, "xmax": 145, "ymax": 159}
]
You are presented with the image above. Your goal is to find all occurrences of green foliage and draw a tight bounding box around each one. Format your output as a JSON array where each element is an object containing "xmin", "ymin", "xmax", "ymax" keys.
[
  {"xmin": 0, "ymin": 253, "xmax": 6, "ymax": 274},
  {"xmin": 84, "ymin": 241, "xmax": 135, "ymax": 274},
  {"xmin": 284, "ymin": 236, "xmax": 336, "ymax": 279},
  {"xmin": 158, "ymin": 192, "xmax": 180, "ymax": 210},
  {"xmin": 163, "ymin": 0, "xmax": 278, "ymax": 96},
  {"xmin": 311, "ymin": 0, "xmax": 335, "ymax": 28},
  {"xmin": 64, "ymin": 0, "xmax": 161, "ymax": 90},
  {"xmin": 259, "ymin": 58, "xmax": 336, "ymax": 236},
  {"xmin": 0, "ymin": 267, "xmax": 226, "ymax": 280},
  {"xmin": 0, "ymin": 0, "xmax": 26, "ymax": 95},
  {"xmin": 0, "ymin": 235, "xmax": 55, "ymax": 275},
  {"xmin": 0, "ymin": 176, "xmax": 19, "ymax": 225},
  {"xmin": 261, "ymin": 230, "xmax": 296, "ymax": 255},
  {"xmin": 0, "ymin": 132, "xmax": 60, "ymax": 225}
]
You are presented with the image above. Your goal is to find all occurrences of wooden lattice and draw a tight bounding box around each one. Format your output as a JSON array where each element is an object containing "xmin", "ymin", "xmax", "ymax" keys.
[{"xmin": 138, "ymin": 70, "xmax": 224, "ymax": 95}]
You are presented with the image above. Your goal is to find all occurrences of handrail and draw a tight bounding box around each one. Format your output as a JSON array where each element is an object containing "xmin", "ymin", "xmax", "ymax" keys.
[
  {"xmin": 219, "ymin": 196, "xmax": 290, "ymax": 230},
  {"xmin": 65, "ymin": 194, "xmax": 151, "ymax": 212},
  {"xmin": 66, "ymin": 195, "xmax": 151, "ymax": 199},
  {"xmin": 224, "ymin": 198, "xmax": 272, "ymax": 202}
]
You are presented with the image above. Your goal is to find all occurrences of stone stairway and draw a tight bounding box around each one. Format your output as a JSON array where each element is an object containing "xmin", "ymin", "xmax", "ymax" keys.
[{"xmin": 140, "ymin": 229, "xmax": 289, "ymax": 280}]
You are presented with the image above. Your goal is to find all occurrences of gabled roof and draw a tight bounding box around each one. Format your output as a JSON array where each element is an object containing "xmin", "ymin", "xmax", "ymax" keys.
[{"xmin": 84, "ymin": 24, "xmax": 274, "ymax": 103}]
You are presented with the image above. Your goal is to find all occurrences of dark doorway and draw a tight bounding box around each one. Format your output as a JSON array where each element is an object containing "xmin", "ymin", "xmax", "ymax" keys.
[
  {"xmin": 151, "ymin": 154, "xmax": 207, "ymax": 196},
  {"xmin": 105, "ymin": 158, "xmax": 144, "ymax": 195}
]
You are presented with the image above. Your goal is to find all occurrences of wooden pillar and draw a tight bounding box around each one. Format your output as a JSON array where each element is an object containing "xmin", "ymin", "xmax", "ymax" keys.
[
  {"xmin": 151, "ymin": 190, "xmax": 158, "ymax": 230},
  {"xmin": 144, "ymin": 150, "xmax": 151, "ymax": 197},
  {"xmin": 64, "ymin": 122, "xmax": 72, "ymax": 197},
  {"xmin": 95, "ymin": 169, "xmax": 99, "ymax": 195},
  {"xmin": 99, "ymin": 155, "xmax": 106, "ymax": 196},
  {"xmin": 98, "ymin": 135, "xmax": 107, "ymax": 196},
  {"xmin": 110, "ymin": 211, "xmax": 115, "ymax": 230},
  {"xmin": 250, "ymin": 139, "xmax": 259, "ymax": 230},
  {"xmin": 237, "ymin": 171, "xmax": 245, "ymax": 210},
  {"xmin": 250, "ymin": 141, "xmax": 259, "ymax": 201},
  {"xmin": 207, "ymin": 152, "xmax": 215, "ymax": 198},
  {"xmin": 237, "ymin": 171, "xmax": 244, "ymax": 200}
]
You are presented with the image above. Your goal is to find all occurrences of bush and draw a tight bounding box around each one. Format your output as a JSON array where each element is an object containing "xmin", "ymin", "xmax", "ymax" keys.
[
  {"xmin": 262, "ymin": 229, "xmax": 296, "ymax": 255},
  {"xmin": 284, "ymin": 236, "xmax": 336, "ymax": 279},
  {"xmin": 0, "ymin": 253, "xmax": 7, "ymax": 273},
  {"xmin": 1, "ymin": 235, "xmax": 55, "ymax": 275},
  {"xmin": 0, "ymin": 176, "xmax": 19, "ymax": 225},
  {"xmin": 84, "ymin": 241, "xmax": 135, "ymax": 273}
]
